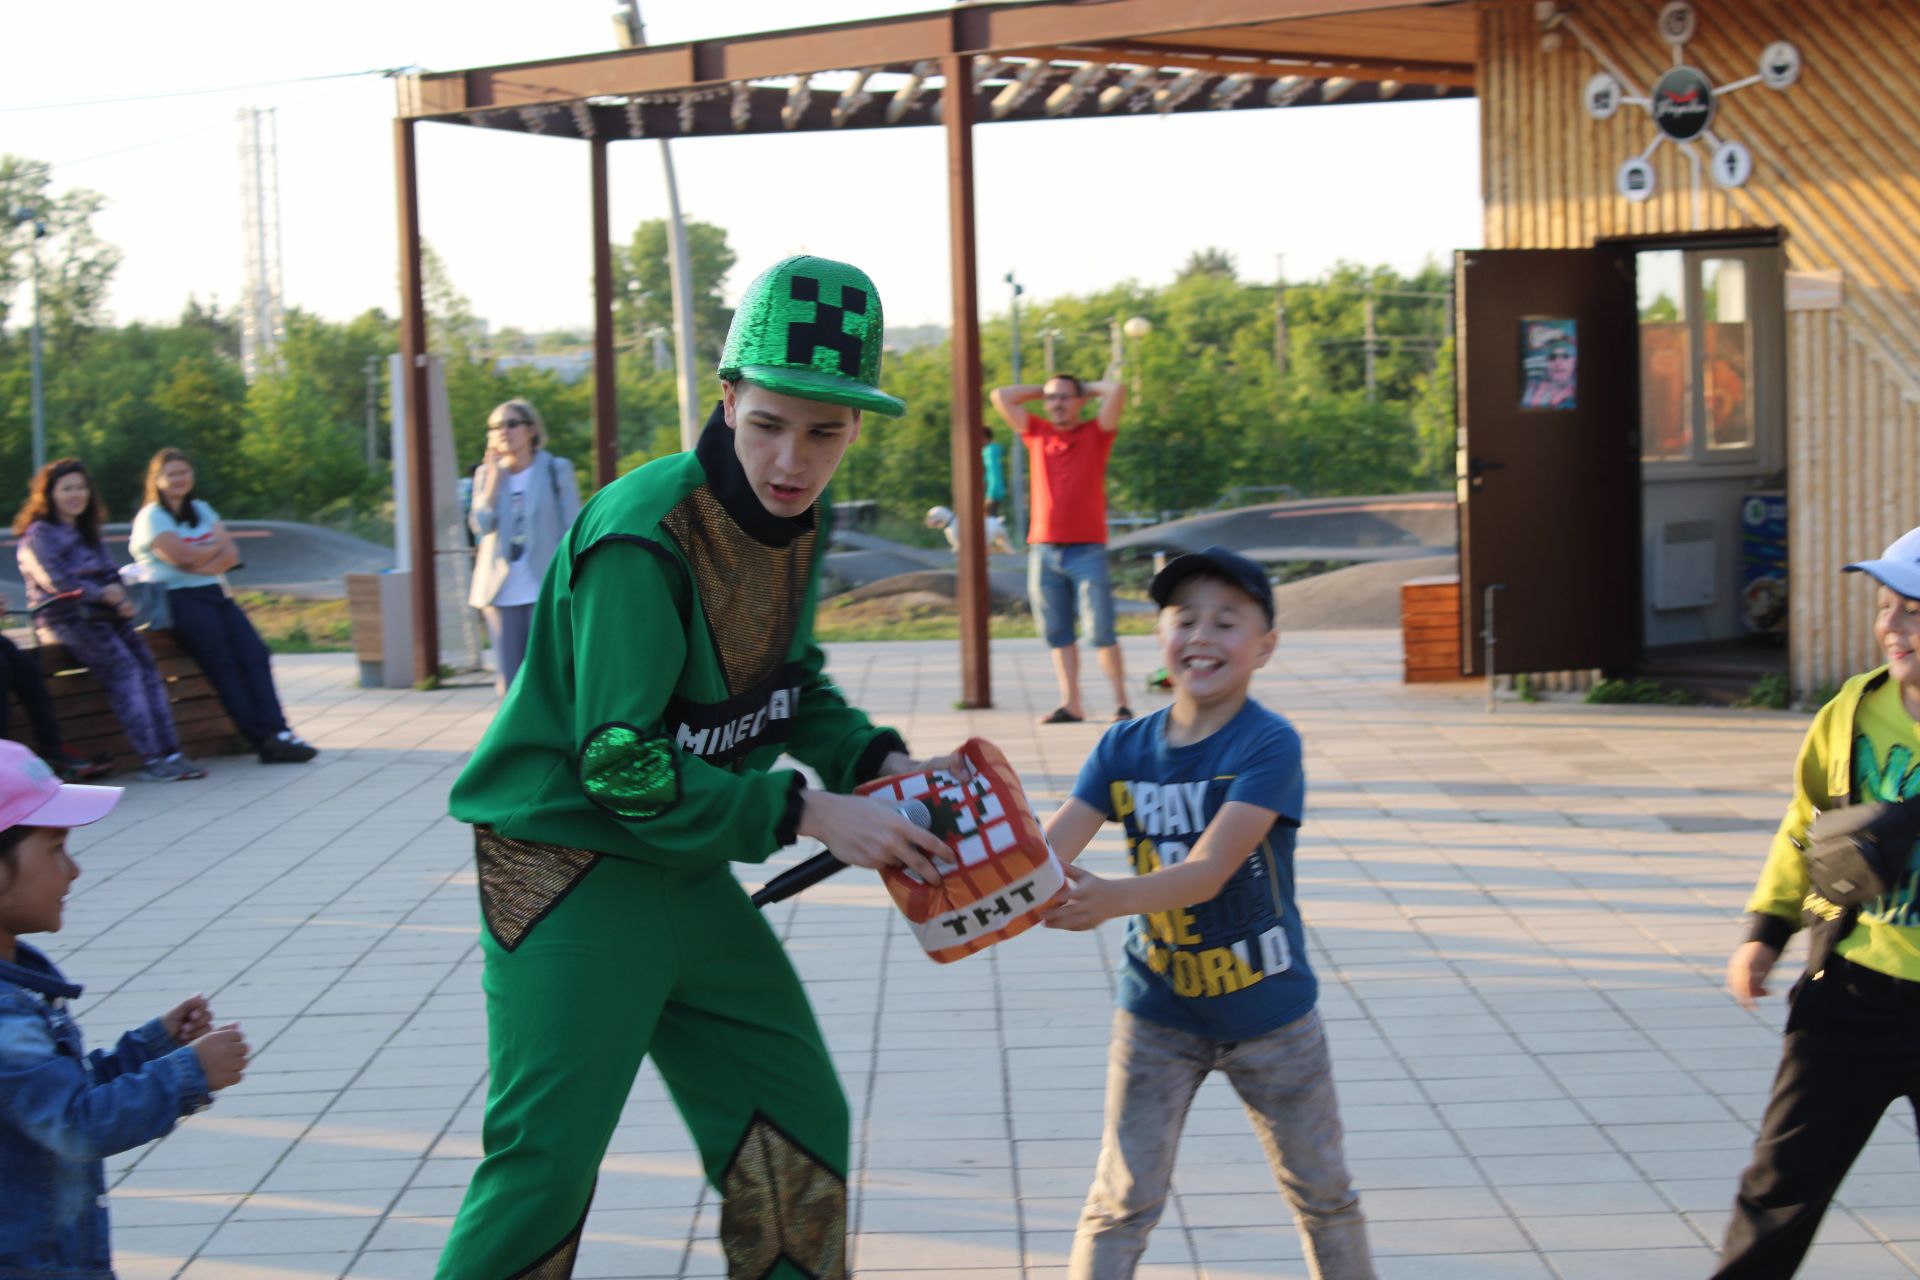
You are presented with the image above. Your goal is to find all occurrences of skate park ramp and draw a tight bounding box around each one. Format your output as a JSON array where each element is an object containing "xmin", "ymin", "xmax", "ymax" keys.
[
  {"xmin": 1111, "ymin": 492, "xmax": 1455, "ymax": 564},
  {"xmin": 1271, "ymin": 553, "xmax": 1457, "ymax": 629},
  {"xmin": 0, "ymin": 520, "xmax": 395, "ymax": 601}
]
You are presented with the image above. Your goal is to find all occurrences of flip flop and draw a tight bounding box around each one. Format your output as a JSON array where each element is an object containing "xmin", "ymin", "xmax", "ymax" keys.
[
  {"xmin": 1113, "ymin": 706, "xmax": 1134, "ymax": 722},
  {"xmin": 1039, "ymin": 707, "xmax": 1083, "ymax": 725}
]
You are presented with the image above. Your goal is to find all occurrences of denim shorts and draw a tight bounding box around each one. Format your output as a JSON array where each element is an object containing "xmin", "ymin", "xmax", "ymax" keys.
[{"xmin": 1028, "ymin": 543, "xmax": 1117, "ymax": 649}]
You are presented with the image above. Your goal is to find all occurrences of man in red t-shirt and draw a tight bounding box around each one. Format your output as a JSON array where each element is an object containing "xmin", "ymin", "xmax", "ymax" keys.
[{"xmin": 989, "ymin": 373, "xmax": 1130, "ymax": 724}]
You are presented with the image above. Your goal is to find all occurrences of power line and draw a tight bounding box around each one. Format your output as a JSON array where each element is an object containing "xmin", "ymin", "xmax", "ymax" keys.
[{"xmin": 0, "ymin": 66, "xmax": 408, "ymax": 114}]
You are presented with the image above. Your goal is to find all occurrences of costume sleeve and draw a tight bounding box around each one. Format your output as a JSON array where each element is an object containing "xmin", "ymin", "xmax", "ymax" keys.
[
  {"xmin": 783, "ymin": 640, "xmax": 905, "ymax": 794},
  {"xmin": 1743, "ymin": 705, "xmax": 1831, "ymax": 948},
  {"xmin": 0, "ymin": 995, "xmax": 208, "ymax": 1163},
  {"xmin": 468, "ymin": 466, "xmax": 498, "ymax": 537},
  {"xmin": 572, "ymin": 538, "xmax": 807, "ymax": 862}
]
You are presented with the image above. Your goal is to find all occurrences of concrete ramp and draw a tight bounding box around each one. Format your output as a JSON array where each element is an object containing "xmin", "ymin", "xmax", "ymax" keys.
[{"xmin": 0, "ymin": 520, "xmax": 395, "ymax": 601}]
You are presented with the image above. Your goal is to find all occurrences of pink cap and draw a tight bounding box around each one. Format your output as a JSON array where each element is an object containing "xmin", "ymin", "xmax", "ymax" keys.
[{"xmin": 0, "ymin": 741, "xmax": 122, "ymax": 831}]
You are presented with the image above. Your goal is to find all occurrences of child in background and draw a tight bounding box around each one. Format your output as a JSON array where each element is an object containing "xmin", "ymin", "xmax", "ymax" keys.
[
  {"xmin": 0, "ymin": 741, "xmax": 249, "ymax": 1277},
  {"xmin": 1042, "ymin": 545, "xmax": 1374, "ymax": 1280}
]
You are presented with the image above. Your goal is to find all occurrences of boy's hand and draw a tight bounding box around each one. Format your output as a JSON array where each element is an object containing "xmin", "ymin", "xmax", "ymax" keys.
[
  {"xmin": 799, "ymin": 791, "xmax": 947, "ymax": 885},
  {"xmin": 191, "ymin": 1024, "xmax": 249, "ymax": 1092},
  {"xmin": 1728, "ymin": 940, "xmax": 1781, "ymax": 1010},
  {"xmin": 162, "ymin": 995, "xmax": 212, "ymax": 1045},
  {"xmin": 1042, "ymin": 863, "xmax": 1131, "ymax": 932}
]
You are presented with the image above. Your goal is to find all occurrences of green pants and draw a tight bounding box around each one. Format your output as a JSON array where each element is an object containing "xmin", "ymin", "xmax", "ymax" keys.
[{"xmin": 437, "ymin": 842, "xmax": 848, "ymax": 1279}]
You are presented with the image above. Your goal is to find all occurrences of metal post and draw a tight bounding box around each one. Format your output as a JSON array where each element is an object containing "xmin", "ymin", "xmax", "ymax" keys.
[
  {"xmin": 1005, "ymin": 271, "xmax": 1028, "ymax": 550},
  {"xmin": 661, "ymin": 142, "xmax": 702, "ymax": 452},
  {"xmin": 1363, "ymin": 288, "xmax": 1377, "ymax": 402},
  {"xmin": 943, "ymin": 53, "xmax": 991, "ymax": 708},
  {"xmin": 1042, "ymin": 328, "xmax": 1057, "ymax": 376},
  {"xmin": 1272, "ymin": 253, "xmax": 1287, "ymax": 378},
  {"xmin": 27, "ymin": 227, "xmax": 45, "ymax": 473},
  {"xmin": 364, "ymin": 355, "xmax": 379, "ymax": 466},
  {"xmin": 1482, "ymin": 583, "xmax": 1503, "ymax": 714},
  {"xmin": 394, "ymin": 118, "xmax": 439, "ymax": 687},
  {"xmin": 590, "ymin": 138, "xmax": 619, "ymax": 488}
]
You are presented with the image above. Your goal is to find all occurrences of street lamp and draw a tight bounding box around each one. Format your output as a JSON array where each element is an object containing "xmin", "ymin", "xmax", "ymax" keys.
[
  {"xmin": 9, "ymin": 206, "xmax": 48, "ymax": 473},
  {"xmin": 1121, "ymin": 315, "xmax": 1151, "ymax": 398},
  {"xmin": 1004, "ymin": 271, "xmax": 1028, "ymax": 548}
]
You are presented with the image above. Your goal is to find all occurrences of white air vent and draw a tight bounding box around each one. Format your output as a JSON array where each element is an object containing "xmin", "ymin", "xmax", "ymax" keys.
[{"xmin": 1654, "ymin": 519, "xmax": 1716, "ymax": 610}]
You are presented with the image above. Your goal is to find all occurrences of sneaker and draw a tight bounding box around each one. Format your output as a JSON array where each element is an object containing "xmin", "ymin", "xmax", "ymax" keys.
[
  {"xmin": 139, "ymin": 756, "xmax": 196, "ymax": 782},
  {"xmin": 259, "ymin": 732, "xmax": 318, "ymax": 764},
  {"xmin": 44, "ymin": 745, "xmax": 113, "ymax": 782},
  {"xmin": 163, "ymin": 753, "xmax": 208, "ymax": 780}
]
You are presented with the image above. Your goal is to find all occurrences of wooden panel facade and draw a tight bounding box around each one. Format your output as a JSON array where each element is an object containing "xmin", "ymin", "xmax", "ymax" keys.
[{"xmin": 1480, "ymin": 0, "xmax": 1920, "ymax": 692}]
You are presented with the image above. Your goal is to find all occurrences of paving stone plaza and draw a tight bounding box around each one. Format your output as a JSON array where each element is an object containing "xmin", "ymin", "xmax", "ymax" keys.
[{"xmin": 51, "ymin": 633, "xmax": 1920, "ymax": 1278}]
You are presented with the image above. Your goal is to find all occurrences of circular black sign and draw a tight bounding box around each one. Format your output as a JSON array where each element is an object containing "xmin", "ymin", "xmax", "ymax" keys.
[{"xmin": 1651, "ymin": 65, "xmax": 1716, "ymax": 141}]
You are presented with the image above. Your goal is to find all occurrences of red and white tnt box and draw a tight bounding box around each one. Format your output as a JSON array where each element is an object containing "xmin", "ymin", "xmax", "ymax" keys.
[{"xmin": 856, "ymin": 738, "xmax": 1065, "ymax": 964}]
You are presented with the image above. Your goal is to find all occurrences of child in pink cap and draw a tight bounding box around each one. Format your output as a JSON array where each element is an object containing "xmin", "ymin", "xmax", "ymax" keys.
[{"xmin": 0, "ymin": 740, "xmax": 250, "ymax": 1278}]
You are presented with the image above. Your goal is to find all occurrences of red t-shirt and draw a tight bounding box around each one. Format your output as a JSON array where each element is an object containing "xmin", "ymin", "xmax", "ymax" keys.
[{"xmin": 1021, "ymin": 413, "xmax": 1115, "ymax": 545}]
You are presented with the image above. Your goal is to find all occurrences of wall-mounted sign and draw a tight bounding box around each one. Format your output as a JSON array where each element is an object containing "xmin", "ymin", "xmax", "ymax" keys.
[
  {"xmin": 1651, "ymin": 66, "xmax": 1716, "ymax": 141},
  {"xmin": 1658, "ymin": 2, "xmax": 1696, "ymax": 45},
  {"xmin": 1618, "ymin": 158, "xmax": 1655, "ymax": 202},
  {"xmin": 1559, "ymin": 6, "xmax": 1799, "ymax": 222},
  {"xmin": 1585, "ymin": 72, "xmax": 1622, "ymax": 120},
  {"xmin": 1759, "ymin": 41, "xmax": 1801, "ymax": 90},
  {"xmin": 1785, "ymin": 269, "xmax": 1843, "ymax": 312},
  {"xmin": 1520, "ymin": 318, "xmax": 1579, "ymax": 410},
  {"xmin": 1711, "ymin": 140, "xmax": 1753, "ymax": 189}
]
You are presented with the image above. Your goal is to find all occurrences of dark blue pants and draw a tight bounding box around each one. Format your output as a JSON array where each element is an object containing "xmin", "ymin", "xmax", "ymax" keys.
[
  {"xmin": 167, "ymin": 586, "xmax": 287, "ymax": 748},
  {"xmin": 0, "ymin": 636, "xmax": 63, "ymax": 750}
]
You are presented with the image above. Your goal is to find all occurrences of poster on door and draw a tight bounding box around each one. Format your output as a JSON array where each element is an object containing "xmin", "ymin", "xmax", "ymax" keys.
[{"xmin": 1520, "ymin": 318, "xmax": 1578, "ymax": 410}]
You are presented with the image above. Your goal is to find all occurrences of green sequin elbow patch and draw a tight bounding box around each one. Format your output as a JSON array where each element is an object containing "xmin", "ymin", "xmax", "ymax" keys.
[{"xmin": 581, "ymin": 723, "xmax": 682, "ymax": 821}]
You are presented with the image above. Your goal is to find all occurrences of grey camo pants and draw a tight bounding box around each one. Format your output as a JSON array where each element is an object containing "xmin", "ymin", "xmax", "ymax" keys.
[{"xmin": 1070, "ymin": 1007, "xmax": 1375, "ymax": 1280}]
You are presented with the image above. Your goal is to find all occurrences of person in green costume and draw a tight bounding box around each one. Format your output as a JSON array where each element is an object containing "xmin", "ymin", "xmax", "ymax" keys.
[{"xmin": 437, "ymin": 256, "xmax": 953, "ymax": 1280}]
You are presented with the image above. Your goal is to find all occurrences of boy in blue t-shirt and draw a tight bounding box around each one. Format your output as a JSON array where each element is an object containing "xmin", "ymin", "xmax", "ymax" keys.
[{"xmin": 1042, "ymin": 546, "xmax": 1374, "ymax": 1279}]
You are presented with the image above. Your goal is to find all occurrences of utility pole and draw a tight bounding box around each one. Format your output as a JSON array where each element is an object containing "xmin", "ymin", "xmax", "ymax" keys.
[
  {"xmin": 9, "ymin": 208, "xmax": 48, "ymax": 472},
  {"xmin": 1042, "ymin": 328, "xmax": 1058, "ymax": 376},
  {"xmin": 1004, "ymin": 271, "xmax": 1028, "ymax": 549},
  {"xmin": 617, "ymin": 0, "xmax": 702, "ymax": 451},
  {"xmin": 1363, "ymin": 286, "xmax": 1378, "ymax": 402},
  {"xmin": 1273, "ymin": 253, "xmax": 1288, "ymax": 378},
  {"xmin": 364, "ymin": 355, "xmax": 380, "ymax": 466}
]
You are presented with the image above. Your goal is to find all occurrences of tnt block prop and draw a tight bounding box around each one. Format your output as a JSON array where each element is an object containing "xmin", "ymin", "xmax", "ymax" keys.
[{"xmin": 856, "ymin": 738, "xmax": 1065, "ymax": 964}]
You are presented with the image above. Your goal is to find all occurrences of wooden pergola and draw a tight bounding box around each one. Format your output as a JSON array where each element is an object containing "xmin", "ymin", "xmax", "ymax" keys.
[{"xmin": 392, "ymin": 0, "xmax": 1476, "ymax": 701}]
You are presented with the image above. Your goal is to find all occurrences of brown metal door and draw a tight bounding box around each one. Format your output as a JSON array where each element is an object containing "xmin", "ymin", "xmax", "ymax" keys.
[{"xmin": 1456, "ymin": 247, "xmax": 1638, "ymax": 676}]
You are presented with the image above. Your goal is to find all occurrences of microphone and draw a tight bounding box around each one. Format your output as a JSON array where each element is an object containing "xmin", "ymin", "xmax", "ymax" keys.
[{"xmin": 750, "ymin": 798, "xmax": 932, "ymax": 909}]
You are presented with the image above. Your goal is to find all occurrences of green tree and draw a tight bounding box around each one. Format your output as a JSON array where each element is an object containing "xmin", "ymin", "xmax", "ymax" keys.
[
  {"xmin": 613, "ymin": 218, "xmax": 737, "ymax": 369},
  {"xmin": 0, "ymin": 157, "xmax": 121, "ymax": 343}
]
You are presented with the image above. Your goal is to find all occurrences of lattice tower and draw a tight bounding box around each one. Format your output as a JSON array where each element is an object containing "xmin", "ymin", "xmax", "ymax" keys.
[{"xmin": 238, "ymin": 106, "xmax": 286, "ymax": 381}]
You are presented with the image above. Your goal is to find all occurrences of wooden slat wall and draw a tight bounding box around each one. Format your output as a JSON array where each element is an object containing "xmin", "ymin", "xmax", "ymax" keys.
[{"xmin": 1481, "ymin": 0, "xmax": 1920, "ymax": 693}]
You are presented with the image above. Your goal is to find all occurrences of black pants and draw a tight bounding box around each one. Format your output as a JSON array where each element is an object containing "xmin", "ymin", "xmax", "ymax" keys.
[
  {"xmin": 166, "ymin": 585, "xmax": 288, "ymax": 747},
  {"xmin": 1713, "ymin": 956, "xmax": 1920, "ymax": 1278},
  {"xmin": 0, "ymin": 635, "xmax": 62, "ymax": 750}
]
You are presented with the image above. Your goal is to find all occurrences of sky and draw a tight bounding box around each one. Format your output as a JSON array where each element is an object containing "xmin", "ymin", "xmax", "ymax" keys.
[{"xmin": 4, "ymin": 1, "xmax": 1485, "ymax": 334}]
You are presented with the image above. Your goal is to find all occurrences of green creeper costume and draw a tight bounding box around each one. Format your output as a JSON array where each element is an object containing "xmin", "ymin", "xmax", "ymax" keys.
[{"xmin": 437, "ymin": 257, "xmax": 905, "ymax": 1280}]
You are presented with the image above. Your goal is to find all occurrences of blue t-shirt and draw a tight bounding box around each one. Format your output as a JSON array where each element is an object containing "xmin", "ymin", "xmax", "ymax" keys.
[
  {"xmin": 1072, "ymin": 698, "xmax": 1315, "ymax": 1040},
  {"xmin": 130, "ymin": 500, "xmax": 224, "ymax": 590}
]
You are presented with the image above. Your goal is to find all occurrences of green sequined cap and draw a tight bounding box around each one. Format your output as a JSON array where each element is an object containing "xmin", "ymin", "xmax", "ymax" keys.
[
  {"xmin": 581, "ymin": 724, "xmax": 681, "ymax": 821},
  {"xmin": 717, "ymin": 255, "xmax": 905, "ymax": 417}
]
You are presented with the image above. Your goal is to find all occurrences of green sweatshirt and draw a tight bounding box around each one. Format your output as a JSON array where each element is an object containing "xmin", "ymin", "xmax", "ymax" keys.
[
  {"xmin": 449, "ymin": 412, "xmax": 903, "ymax": 867},
  {"xmin": 1745, "ymin": 666, "xmax": 1920, "ymax": 981}
]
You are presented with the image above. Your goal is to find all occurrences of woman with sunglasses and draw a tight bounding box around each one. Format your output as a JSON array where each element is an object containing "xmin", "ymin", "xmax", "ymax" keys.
[{"xmin": 468, "ymin": 399, "xmax": 580, "ymax": 694}]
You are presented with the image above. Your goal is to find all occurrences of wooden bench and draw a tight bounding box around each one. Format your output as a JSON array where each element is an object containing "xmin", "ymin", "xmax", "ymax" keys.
[
  {"xmin": 1401, "ymin": 574, "xmax": 1471, "ymax": 683},
  {"xmin": 4, "ymin": 629, "xmax": 247, "ymax": 768}
]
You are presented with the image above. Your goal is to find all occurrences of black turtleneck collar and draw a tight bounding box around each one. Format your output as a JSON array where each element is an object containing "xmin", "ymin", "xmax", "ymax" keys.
[{"xmin": 695, "ymin": 402, "xmax": 818, "ymax": 549}]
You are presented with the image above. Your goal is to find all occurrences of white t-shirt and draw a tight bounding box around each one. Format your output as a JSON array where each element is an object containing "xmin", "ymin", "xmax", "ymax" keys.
[
  {"xmin": 130, "ymin": 500, "xmax": 225, "ymax": 590},
  {"xmin": 492, "ymin": 468, "xmax": 543, "ymax": 607},
  {"xmin": 942, "ymin": 513, "xmax": 1011, "ymax": 554}
]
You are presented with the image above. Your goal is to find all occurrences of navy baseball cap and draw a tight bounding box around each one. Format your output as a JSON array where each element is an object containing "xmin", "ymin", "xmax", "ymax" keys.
[{"xmin": 1149, "ymin": 545, "xmax": 1276, "ymax": 624}]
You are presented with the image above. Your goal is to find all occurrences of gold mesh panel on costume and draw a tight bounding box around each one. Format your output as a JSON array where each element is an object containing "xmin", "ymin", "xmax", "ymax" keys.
[
  {"xmin": 504, "ymin": 1190, "xmax": 592, "ymax": 1279},
  {"xmin": 661, "ymin": 487, "xmax": 815, "ymax": 694},
  {"xmin": 474, "ymin": 827, "xmax": 602, "ymax": 953},
  {"xmin": 720, "ymin": 1116, "xmax": 846, "ymax": 1280}
]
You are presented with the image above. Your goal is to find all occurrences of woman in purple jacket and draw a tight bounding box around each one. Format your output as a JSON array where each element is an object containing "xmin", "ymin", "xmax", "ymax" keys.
[{"xmin": 12, "ymin": 460, "xmax": 206, "ymax": 782}]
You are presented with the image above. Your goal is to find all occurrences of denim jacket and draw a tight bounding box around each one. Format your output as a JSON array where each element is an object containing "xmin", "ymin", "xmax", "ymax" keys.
[{"xmin": 0, "ymin": 944, "xmax": 210, "ymax": 1279}]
